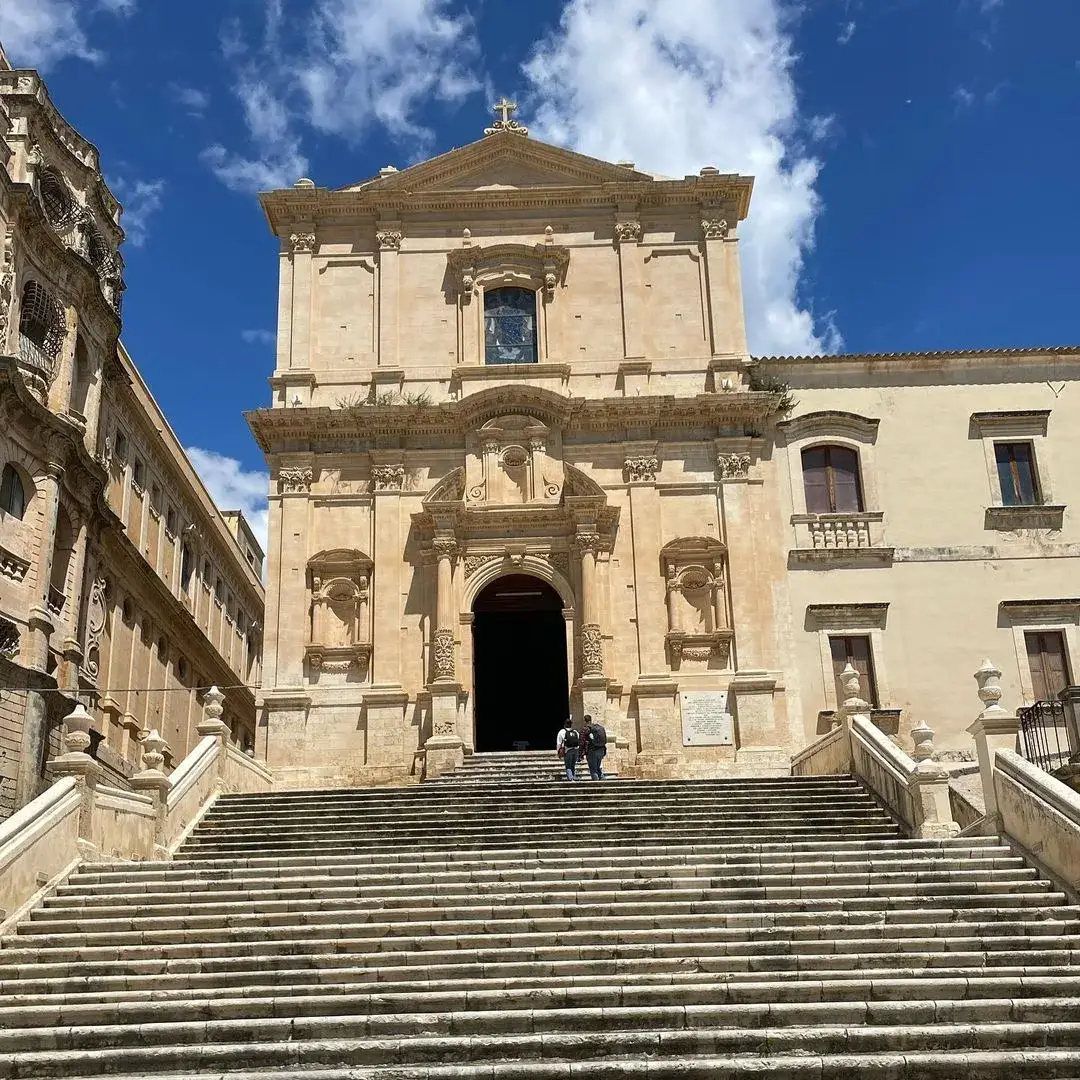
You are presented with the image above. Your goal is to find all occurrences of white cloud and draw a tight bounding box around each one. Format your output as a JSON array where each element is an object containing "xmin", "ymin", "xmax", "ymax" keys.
[
  {"xmin": 0, "ymin": 0, "xmax": 133, "ymax": 70},
  {"xmin": 110, "ymin": 177, "xmax": 165, "ymax": 247},
  {"xmin": 241, "ymin": 329, "xmax": 275, "ymax": 345},
  {"xmin": 953, "ymin": 85, "xmax": 976, "ymax": 109},
  {"xmin": 169, "ymin": 83, "xmax": 211, "ymax": 115},
  {"xmin": 187, "ymin": 447, "xmax": 270, "ymax": 559},
  {"xmin": 837, "ymin": 20, "xmax": 856, "ymax": 44},
  {"xmin": 523, "ymin": 0, "xmax": 840, "ymax": 357},
  {"xmin": 204, "ymin": 0, "xmax": 481, "ymax": 193}
]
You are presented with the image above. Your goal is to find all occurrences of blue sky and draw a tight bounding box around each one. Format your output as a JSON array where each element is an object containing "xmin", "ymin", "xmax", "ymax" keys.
[{"xmin": 1, "ymin": 0, "xmax": 1078, "ymax": 547}]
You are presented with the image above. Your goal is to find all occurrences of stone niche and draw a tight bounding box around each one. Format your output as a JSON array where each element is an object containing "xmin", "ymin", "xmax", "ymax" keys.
[
  {"xmin": 661, "ymin": 537, "xmax": 734, "ymax": 670},
  {"xmin": 465, "ymin": 415, "xmax": 564, "ymax": 506},
  {"xmin": 305, "ymin": 548, "xmax": 373, "ymax": 681}
]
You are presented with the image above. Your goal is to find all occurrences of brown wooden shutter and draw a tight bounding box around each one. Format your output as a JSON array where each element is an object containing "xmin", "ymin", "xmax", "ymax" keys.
[
  {"xmin": 1026, "ymin": 630, "xmax": 1071, "ymax": 702},
  {"xmin": 802, "ymin": 447, "xmax": 831, "ymax": 513},
  {"xmin": 829, "ymin": 447, "xmax": 864, "ymax": 513},
  {"xmin": 831, "ymin": 635, "xmax": 879, "ymax": 708}
]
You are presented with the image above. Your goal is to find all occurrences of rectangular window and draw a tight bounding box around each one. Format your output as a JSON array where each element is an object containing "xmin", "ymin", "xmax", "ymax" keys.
[
  {"xmin": 1025, "ymin": 630, "xmax": 1071, "ymax": 703},
  {"xmin": 830, "ymin": 634, "xmax": 879, "ymax": 708},
  {"xmin": 995, "ymin": 442, "xmax": 1040, "ymax": 506},
  {"xmin": 802, "ymin": 446, "xmax": 863, "ymax": 514}
]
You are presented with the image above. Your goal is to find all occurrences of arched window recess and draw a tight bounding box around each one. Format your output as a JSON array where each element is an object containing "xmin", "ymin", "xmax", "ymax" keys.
[
  {"xmin": 0, "ymin": 463, "xmax": 29, "ymax": 520},
  {"xmin": 37, "ymin": 168, "xmax": 76, "ymax": 230},
  {"xmin": 17, "ymin": 280, "xmax": 65, "ymax": 382}
]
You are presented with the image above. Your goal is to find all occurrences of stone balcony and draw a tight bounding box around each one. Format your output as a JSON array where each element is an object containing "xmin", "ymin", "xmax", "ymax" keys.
[{"xmin": 788, "ymin": 511, "xmax": 894, "ymax": 568}]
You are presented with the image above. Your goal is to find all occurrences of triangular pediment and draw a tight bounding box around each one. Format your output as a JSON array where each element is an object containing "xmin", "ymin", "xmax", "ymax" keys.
[{"xmin": 339, "ymin": 132, "xmax": 658, "ymax": 194}]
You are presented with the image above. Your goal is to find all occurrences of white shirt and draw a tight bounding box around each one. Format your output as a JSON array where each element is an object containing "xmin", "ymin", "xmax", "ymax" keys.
[{"xmin": 556, "ymin": 726, "xmax": 573, "ymax": 752}]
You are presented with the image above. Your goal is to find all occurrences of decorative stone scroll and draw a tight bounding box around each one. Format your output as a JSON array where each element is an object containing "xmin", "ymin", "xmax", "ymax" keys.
[
  {"xmin": 83, "ymin": 576, "xmax": 107, "ymax": 680},
  {"xmin": 581, "ymin": 623, "xmax": 603, "ymax": 675},
  {"xmin": 432, "ymin": 627, "xmax": 456, "ymax": 680},
  {"xmin": 701, "ymin": 218, "xmax": 730, "ymax": 240},
  {"xmin": 376, "ymin": 229, "xmax": 403, "ymax": 251},
  {"xmin": 614, "ymin": 220, "xmax": 642, "ymax": 244},
  {"xmin": 290, "ymin": 231, "xmax": 316, "ymax": 254},
  {"xmin": 717, "ymin": 452, "xmax": 751, "ymax": 480},
  {"xmin": 279, "ymin": 466, "xmax": 313, "ymax": 494},
  {"xmin": 371, "ymin": 463, "xmax": 404, "ymax": 492},
  {"xmin": 624, "ymin": 455, "xmax": 659, "ymax": 484}
]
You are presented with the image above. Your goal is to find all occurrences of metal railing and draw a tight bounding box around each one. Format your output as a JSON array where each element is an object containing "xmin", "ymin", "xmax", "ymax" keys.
[{"xmin": 1018, "ymin": 692, "xmax": 1080, "ymax": 775}]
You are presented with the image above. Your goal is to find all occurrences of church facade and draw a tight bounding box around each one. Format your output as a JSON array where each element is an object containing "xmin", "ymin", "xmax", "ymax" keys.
[{"xmin": 248, "ymin": 104, "xmax": 1080, "ymax": 787}]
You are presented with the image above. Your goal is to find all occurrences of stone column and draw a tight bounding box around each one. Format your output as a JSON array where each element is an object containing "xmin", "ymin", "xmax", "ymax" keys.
[
  {"xmin": 575, "ymin": 530, "xmax": 607, "ymax": 727},
  {"xmin": 614, "ymin": 216, "xmax": 645, "ymax": 359},
  {"xmin": 425, "ymin": 535, "xmax": 464, "ymax": 778},
  {"xmin": 528, "ymin": 437, "xmax": 545, "ymax": 502},
  {"xmin": 287, "ymin": 228, "xmax": 315, "ymax": 369},
  {"xmin": 431, "ymin": 536, "xmax": 458, "ymax": 682},
  {"xmin": 968, "ymin": 659, "xmax": 1020, "ymax": 829},
  {"xmin": 376, "ymin": 225, "xmax": 402, "ymax": 369},
  {"xmin": 18, "ymin": 443, "xmax": 66, "ymax": 807},
  {"xmin": 272, "ymin": 462, "xmax": 312, "ymax": 687},
  {"xmin": 57, "ymin": 516, "xmax": 89, "ymax": 694}
]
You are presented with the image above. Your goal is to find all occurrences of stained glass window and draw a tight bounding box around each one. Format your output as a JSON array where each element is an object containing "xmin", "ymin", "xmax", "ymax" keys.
[{"xmin": 484, "ymin": 287, "xmax": 537, "ymax": 365}]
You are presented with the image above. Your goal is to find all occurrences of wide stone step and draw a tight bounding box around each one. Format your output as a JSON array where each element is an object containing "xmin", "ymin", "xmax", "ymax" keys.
[
  {"xmin": 35, "ymin": 868, "xmax": 1040, "ymax": 918},
  {"xmin": 5, "ymin": 1022, "xmax": 1080, "ymax": 1078},
  {"xmin": 73, "ymin": 1051, "xmax": 1080, "ymax": 1080}
]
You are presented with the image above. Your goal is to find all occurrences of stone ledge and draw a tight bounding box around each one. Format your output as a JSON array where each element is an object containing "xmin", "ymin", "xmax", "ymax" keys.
[
  {"xmin": 788, "ymin": 547, "xmax": 895, "ymax": 569},
  {"xmin": 984, "ymin": 504, "xmax": 1066, "ymax": 531}
]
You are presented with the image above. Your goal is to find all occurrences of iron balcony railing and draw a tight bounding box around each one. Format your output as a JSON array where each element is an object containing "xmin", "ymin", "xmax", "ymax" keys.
[{"xmin": 1018, "ymin": 688, "xmax": 1080, "ymax": 776}]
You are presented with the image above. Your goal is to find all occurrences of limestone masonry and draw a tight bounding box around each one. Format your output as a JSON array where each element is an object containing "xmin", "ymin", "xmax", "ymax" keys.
[{"xmin": 248, "ymin": 100, "xmax": 1080, "ymax": 786}]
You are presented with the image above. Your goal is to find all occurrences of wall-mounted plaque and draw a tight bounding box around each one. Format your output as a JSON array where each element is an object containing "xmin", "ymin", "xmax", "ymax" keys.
[{"xmin": 680, "ymin": 690, "xmax": 734, "ymax": 746}]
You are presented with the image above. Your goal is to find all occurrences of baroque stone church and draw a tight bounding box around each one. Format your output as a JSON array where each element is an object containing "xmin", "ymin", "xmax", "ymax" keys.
[{"xmin": 247, "ymin": 101, "xmax": 1080, "ymax": 788}]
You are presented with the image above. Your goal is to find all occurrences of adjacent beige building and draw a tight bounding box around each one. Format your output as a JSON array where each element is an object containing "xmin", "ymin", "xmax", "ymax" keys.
[
  {"xmin": 248, "ymin": 103, "xmax": 1078, "ymax": 786},
  {"xmin": 0, "ymin": 50, "xmax": 265, "ymax": 818}
]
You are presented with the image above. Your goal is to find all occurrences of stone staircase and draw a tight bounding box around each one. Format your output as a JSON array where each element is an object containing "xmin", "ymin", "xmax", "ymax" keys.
[
  {"xmin": 426, "ymin": 748, "xmax": 590, "ymax": 784},
  {"xmin": 1, "ymin": 772, "xmax": 1079, "ymax": 1077}
]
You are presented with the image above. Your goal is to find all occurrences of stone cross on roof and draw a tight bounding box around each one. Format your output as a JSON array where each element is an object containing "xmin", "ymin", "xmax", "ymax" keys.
[{"xmin": 484, "ymin": 97, "xmax": 529, "ymax": 137}]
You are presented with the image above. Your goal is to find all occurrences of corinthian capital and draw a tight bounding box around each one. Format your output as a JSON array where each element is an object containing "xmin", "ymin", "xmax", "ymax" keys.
[
  {"xmin": 432, "ymin": 536, "xmax": 459, "ymax": 561},
  {"xmin": 290, "ymin": 231, "xmax": 316, "ymax": 254}
]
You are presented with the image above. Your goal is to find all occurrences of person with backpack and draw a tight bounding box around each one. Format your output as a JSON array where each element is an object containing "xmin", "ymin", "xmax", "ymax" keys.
[
  {"xmin": 556, "ymin": 718, "xmax": 580, "ymax": 781},
  {"xmin": 583, "ymin": 714, "xmax": 607, "ymax": 780}
]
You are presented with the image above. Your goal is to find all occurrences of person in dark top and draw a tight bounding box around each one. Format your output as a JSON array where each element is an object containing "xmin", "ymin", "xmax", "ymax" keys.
[
  {"xmin": 556, "ymin": 717, "xmax": 580, "ymax": 781},
  {"xmin": 583, "ymin": 714, "xmax": 607, "ymax": 780}
]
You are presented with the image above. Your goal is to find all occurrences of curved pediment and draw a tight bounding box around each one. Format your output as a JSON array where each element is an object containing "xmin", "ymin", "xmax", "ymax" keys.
[
  {"xmin": 423, "ymin": 467, "xmax": 465, "ymax": 506},
  {"xmin": 562, "ymin": 463, "xmax": 605, "ymax": 501},
  {"xmin": 776, "ymin": 410, "xmax": 879, "ymax": 444},
  {"xmin": 456, "ymin": 384, "xmax": 575, "ymax": 429}
]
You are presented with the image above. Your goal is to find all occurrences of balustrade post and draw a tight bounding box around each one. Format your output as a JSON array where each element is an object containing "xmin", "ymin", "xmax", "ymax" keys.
[
  {"xmin": 47, "ymin": 702, "xmax": 103, "ymax": 858},
  {"xmin": 906, "ymin": 716, "xmax": 960, "ymax": 839},
  {"xmin": 967, "ymin": 659, "xmax": 1020, "ymax": 829},
  {"xmin": 130, "ymin": 728, "xmax": 171, "ymax": 857}
]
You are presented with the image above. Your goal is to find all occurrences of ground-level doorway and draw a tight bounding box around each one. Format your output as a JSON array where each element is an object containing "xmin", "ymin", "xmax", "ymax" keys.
[{"xmin": 472, "ymin": 574, "xmax": 569, "ymax": 752}]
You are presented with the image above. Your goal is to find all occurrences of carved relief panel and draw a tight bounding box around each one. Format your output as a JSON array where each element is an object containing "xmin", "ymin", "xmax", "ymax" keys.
[
  {"xmin": 660, "ymin": 537, "xmax": 733, "ymax": 669},
  {"xmin": 305, "ymin": 548, "xmax": 373, "ymax": 679}
]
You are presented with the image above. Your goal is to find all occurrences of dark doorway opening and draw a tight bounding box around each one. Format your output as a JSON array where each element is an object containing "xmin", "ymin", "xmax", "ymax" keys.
[{"xmin": 473, "ymin": 574, "xmax": 569, "ymax": 752}]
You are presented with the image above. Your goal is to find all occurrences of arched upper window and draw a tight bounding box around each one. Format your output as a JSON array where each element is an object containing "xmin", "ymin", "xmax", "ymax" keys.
[
  {"xmin": 0, "ymin": 464, "xmax": 27, "ymax": 519},
  {"xmin": 180, "ymin": 543, "xmax": 194, "ymax": 594},
  {"xmin": 86, "ymin": 228, "xmax": 112, "ymax": 273},
  {"xmin": 70, "ymin": 334, "xmax": 92, "ymax": 416},
  {"xmin": 38, "ymin": 169, "xmax": 74, "ymax": 228},
  {"xmin": 18, "ymin": 280, "xmax": 65, "ymax": 376},
  {"xmin": 484, "ymin": 287, "xmax": 537, "ymax": 365},
  {"xmin": 802, "ymin": 445, "xmax": 863, "ymax": 514}
]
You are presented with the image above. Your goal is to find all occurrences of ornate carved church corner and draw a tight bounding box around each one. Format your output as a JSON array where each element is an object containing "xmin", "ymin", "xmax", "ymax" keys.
[
  {"xmin": 370, "ymin": 463, "xmax": 405, "ymax": 492},
  {"xmin": 624, "ymin": 455, "xmax": 659, "ymax": 484},
  {"xmin": 0, "ymin": 234, "xmax": 15, "ymax": 350},
  {"xmin": 279, "ymin": 465, "xmax": 313, "ymax": 494},
  {"xmin": 717, "ymin": 452, "xmax": 752, "ymax": 480}
]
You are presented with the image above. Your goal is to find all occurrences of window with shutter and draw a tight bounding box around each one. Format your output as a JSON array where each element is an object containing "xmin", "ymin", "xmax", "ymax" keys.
[
  {"xmin": 1025, "ymin": 630, "xmax": 1071, "ymax": 702},
  {"xmin": 802, "ymin": 445, "xmax": 864, "ymax": 513},
  {"xmin": 995, "ymin": 442, "xmax": 1041, "ymax": 506},
  {"xmin": 830, "ymin": 634, "xmax": 879, "ymax": 707}
]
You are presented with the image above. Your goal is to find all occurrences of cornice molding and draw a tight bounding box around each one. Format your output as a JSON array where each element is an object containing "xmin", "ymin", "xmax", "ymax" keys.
[{"xmin": 776, "ymin": 410, "xmax": 880, "ymax": 444}]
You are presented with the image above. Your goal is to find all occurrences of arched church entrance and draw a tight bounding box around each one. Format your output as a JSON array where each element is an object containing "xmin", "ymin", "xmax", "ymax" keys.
[{"xmin": 472, "ymin": 573, "xmax": 569, "ymax": 752}]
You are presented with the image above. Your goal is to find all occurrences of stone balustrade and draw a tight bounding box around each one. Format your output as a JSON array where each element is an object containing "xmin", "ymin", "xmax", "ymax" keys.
[{"xmin": 791, "ymin": 511, "xmax": 885, "ymax": 550}]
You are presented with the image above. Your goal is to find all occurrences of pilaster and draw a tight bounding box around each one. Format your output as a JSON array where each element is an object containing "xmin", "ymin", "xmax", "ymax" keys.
[
  {"xmin": 623, "ymin": 445, "xmax": 665, "ymax": 675},
  {"xmin": 699, "ymin": 208, "xmax": 748, "ymax": 357},
  {"xmin": 376, "ymin": 222, "xmax": 403, "ymax": 369},
  {"xmin": 614, "ymin": 212, "xmax": 645, "ymax": 359},
  {"xmin": 273, "ymin": 458, "xmax": 313, "ymax": 687},
  {"xmin": 287, "ymin": 227, "xmax": 315, "ymax": 369},
  {"xmin": 370, "ymin": 456, "xmax": 405, "ymax": 687}
]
